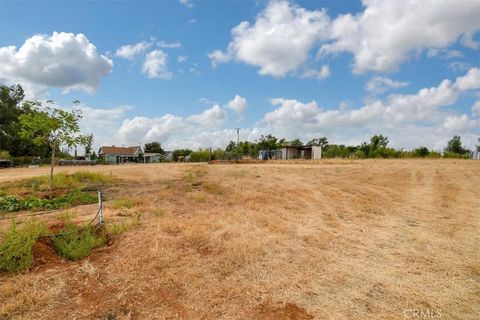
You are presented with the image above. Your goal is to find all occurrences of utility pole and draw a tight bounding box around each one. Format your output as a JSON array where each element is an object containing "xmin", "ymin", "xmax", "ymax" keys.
[{"xmin": 235, "ymin": 128, "xmax": 240, "ymax": 145}]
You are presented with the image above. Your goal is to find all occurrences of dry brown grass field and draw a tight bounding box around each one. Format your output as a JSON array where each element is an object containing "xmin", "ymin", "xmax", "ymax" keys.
[{"xmin": 0, "ymin": 159, "xmax": 479, "ymax": 319}]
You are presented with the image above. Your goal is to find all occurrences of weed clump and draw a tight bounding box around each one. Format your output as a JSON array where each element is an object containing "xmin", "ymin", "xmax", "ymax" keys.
[
  {"xmin": 52, "ymin": 223, "xmax": 106, "ymax": 261},
  {"xmin": 0, "ymin": 220, "xmax": 46, "ymax": 272}
]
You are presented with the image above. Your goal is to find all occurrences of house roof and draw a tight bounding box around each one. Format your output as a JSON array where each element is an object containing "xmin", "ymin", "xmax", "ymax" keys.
[{"xmin": 99, "ymin": 146, "xmax": 141, "ymax": 156}]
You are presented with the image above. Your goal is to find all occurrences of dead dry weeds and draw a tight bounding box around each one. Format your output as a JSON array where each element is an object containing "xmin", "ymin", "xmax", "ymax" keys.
[{"xmin": 0, "ymin": 160, "xmax": 479, "ymax": 319}]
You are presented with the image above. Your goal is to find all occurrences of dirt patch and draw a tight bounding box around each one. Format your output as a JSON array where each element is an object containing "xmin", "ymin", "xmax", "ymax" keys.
[
  {"xmin": 256, "ymin": 303, "xmax": 314, "ymax": 320},
  {"xmin": 31, "ymin": 238, "xmax": 63, "ymax": 271}
]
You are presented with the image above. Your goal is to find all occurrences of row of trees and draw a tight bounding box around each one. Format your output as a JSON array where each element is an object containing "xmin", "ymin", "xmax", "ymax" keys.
[{"xmin": 172, "ymin": 133, "xmax": 478, "ymax": 162}]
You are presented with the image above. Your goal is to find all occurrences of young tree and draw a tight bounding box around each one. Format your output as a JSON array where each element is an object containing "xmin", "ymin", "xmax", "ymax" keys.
[
  {"xmin": 83, "ymin": 133, "xmax": 94, "ymax": 158},
  {"xmin": 19, "ymin": 103, "xmax": 85, "ymax": 198}
]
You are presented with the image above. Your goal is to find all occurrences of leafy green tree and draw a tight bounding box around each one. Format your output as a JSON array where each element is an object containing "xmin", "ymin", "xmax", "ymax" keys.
[
  {"xmin": 0, "ymin": 85, "xmax": 25, "ymax": 152},
  {"xmin": 144, "ymin": 141, "xmax": 165, "ymax": 154},
  {"xmin": 307, "ymin": 137, "xmax": 329, "ymax": 150},
  {"xmin": 83, "ymin": 133, "xmax": 94, "ymax": 158},
  {"xmin": 476, "ymin": 136, "xmax": 480, "ymax": 152},
  {"xmin": 0, "ymin": 84, "xmax": 49, "ymax": 157},
  {"xmin": 414, "ymin": 146, "xmax": 430, "ymax": 157},
  {"xmin": 172, "ymin": 149, "xmax": 192, "ymax": 162},
  {"xmin": 19, "ymin": 103, "xmax": 85, "ymax": 198},
  {"xmin": 257, "ymin": 134, "xmax": 279, "ymax": 150},
  {"xmin": 370, "ymin": 134, "xmax": 389, "ymax": 150},
  {"xmin": 225, "ymin": 141, "xmax": 236, "ymax": 153},
  {"xmin": 288, "ymin": 138, "xmax": 303, "ymax": 146},
  {"xmin": 358, "ymin": 142, "xmax": 371, "ymax": 158},
  {"xmin": 444, "ymin": 135, "xmax": 469, "ymax": 155}
]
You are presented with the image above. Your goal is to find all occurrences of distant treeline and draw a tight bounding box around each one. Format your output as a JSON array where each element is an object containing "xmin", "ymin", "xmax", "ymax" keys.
[{"xmin": 172, "ymin": 133, "xmax": 478, "ymax": 162}]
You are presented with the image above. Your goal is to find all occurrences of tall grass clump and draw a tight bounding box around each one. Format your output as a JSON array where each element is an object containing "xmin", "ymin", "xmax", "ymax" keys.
[
  {"xmin": 0, "ymin": 220, "xmax": 46, "ymax": 273},
  {"xmin": 52, "ymin": 223, "xmax": 106, "ymax": 261},
  {"xmin": 29, "ymin": 172, "xmax": 113, "ymax": 190}
]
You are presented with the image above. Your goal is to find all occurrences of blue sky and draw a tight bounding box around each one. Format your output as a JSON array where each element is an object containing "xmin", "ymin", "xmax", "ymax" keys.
[{"xmin": 0, "ymin": 0, "xmax": 479, "ymax": 151}]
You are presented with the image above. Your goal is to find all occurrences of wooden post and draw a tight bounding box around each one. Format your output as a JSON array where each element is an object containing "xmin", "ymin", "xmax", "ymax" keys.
[{"xmin": 98, "ymin": 191, "xmax": 103, "ymax": 225}]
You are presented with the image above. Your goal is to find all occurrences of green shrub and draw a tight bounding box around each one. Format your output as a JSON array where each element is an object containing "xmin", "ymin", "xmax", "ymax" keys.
[
  {"xmin": 0, "ymin": 196, "xmax": 21, "ymax": 212},
  {"xmin": 52, "ymin": 223, "xmax": 106, "ymax": 261},
  {"xmin": 0, "ymin": 220, "xmax": 46, "ymax": 272},
  {"xmin": 189, "ymin": 150, "xmax": 211, "ymax": 162}
]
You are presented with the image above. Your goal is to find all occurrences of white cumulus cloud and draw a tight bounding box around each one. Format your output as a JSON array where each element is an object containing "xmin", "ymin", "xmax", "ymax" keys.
[
  {"xmin": 180, "ymin": 0, "xmax": 193, "ymax": 9},
  {"xmin": 115, "ymin": 41, "xmax": 151, "ymax": 59},
  {"xmin": 142, "ymin": 49, "xmax": 172, "ymax": 79},
  {"xmin": 366, "ymin": 77, "xmax": 409, "ymax": 95},
  {"xmin": 471, "ymin": 101, "xmax": 480, "ymax": 116},
  {"xmin": 257, "ymin": 67, "xmax": 480, "ymax": 149},
  {"xmin": 209, "ymin": 0, "xmax": 330, "ymax": 77},
  {"xmin": 301, "ymin": 65, "xmax": 330, "ymax": 80},
  {"xmin": 226, "ymin": 95, "xmax": 248, "ymax": 114},
  {"xmin": 117, "ymin": 104, "xmax": 228, "ymax": 149},
  {"xmin": 321, "ymin": 0, "xmax": 480, "ymax": 73},
  {"xmin": 211, "ymin": 0, "xmax": 480, "ymax": 76},
  {"xmin": 0, "ymin": 32, "xmax": 112, "ymax": 94}
]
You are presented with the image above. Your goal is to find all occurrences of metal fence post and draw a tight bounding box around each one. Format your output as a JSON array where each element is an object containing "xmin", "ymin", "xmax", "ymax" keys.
[{"xmin": 98, "ymin": 190, "xmax": 103, "ymax": 225}]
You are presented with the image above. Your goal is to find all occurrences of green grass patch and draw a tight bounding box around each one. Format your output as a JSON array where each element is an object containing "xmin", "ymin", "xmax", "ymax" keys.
[
  {"xmin": 0, "ymin": 189, "xmax": 98, "ymax": 213},
  {"xmin": 27, "ymin": 172, "xmax": 113, "ymax": 191},
  {"xmin": 0, "ymin": 172, "xmax": 112, "ymax": 213},
  {"xmin": 0, "ymin": 220, "xmax": 46, "ymax": 273},
  {"xmin": 106, "ymin": 216, "xmax": 141, "ymax": 235},
  {"xmin": 112, "ymin": 198, "xmax": 134, "ymax": 209},
  {"xmin": 52, "ymin": 223, "xmax": 106, "ymax": 261}
]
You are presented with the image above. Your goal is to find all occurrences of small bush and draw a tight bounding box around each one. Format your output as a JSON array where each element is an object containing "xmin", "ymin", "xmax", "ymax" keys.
[
  {"xmin": 52, "ymin": 223, "xmax": 106, "ymax": 261},
  {"xmin": 0, "ymin": 196, "xmax": 21, "ymax": 212},
  {"xmin": 0, "ymin": 220, "xmax": 46, "ymax": 273}
]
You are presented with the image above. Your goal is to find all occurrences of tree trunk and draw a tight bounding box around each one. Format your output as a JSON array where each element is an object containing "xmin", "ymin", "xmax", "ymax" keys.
[{"xmin": 50, "ymin": 142, "xmax": 55, "ymax": 199}]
